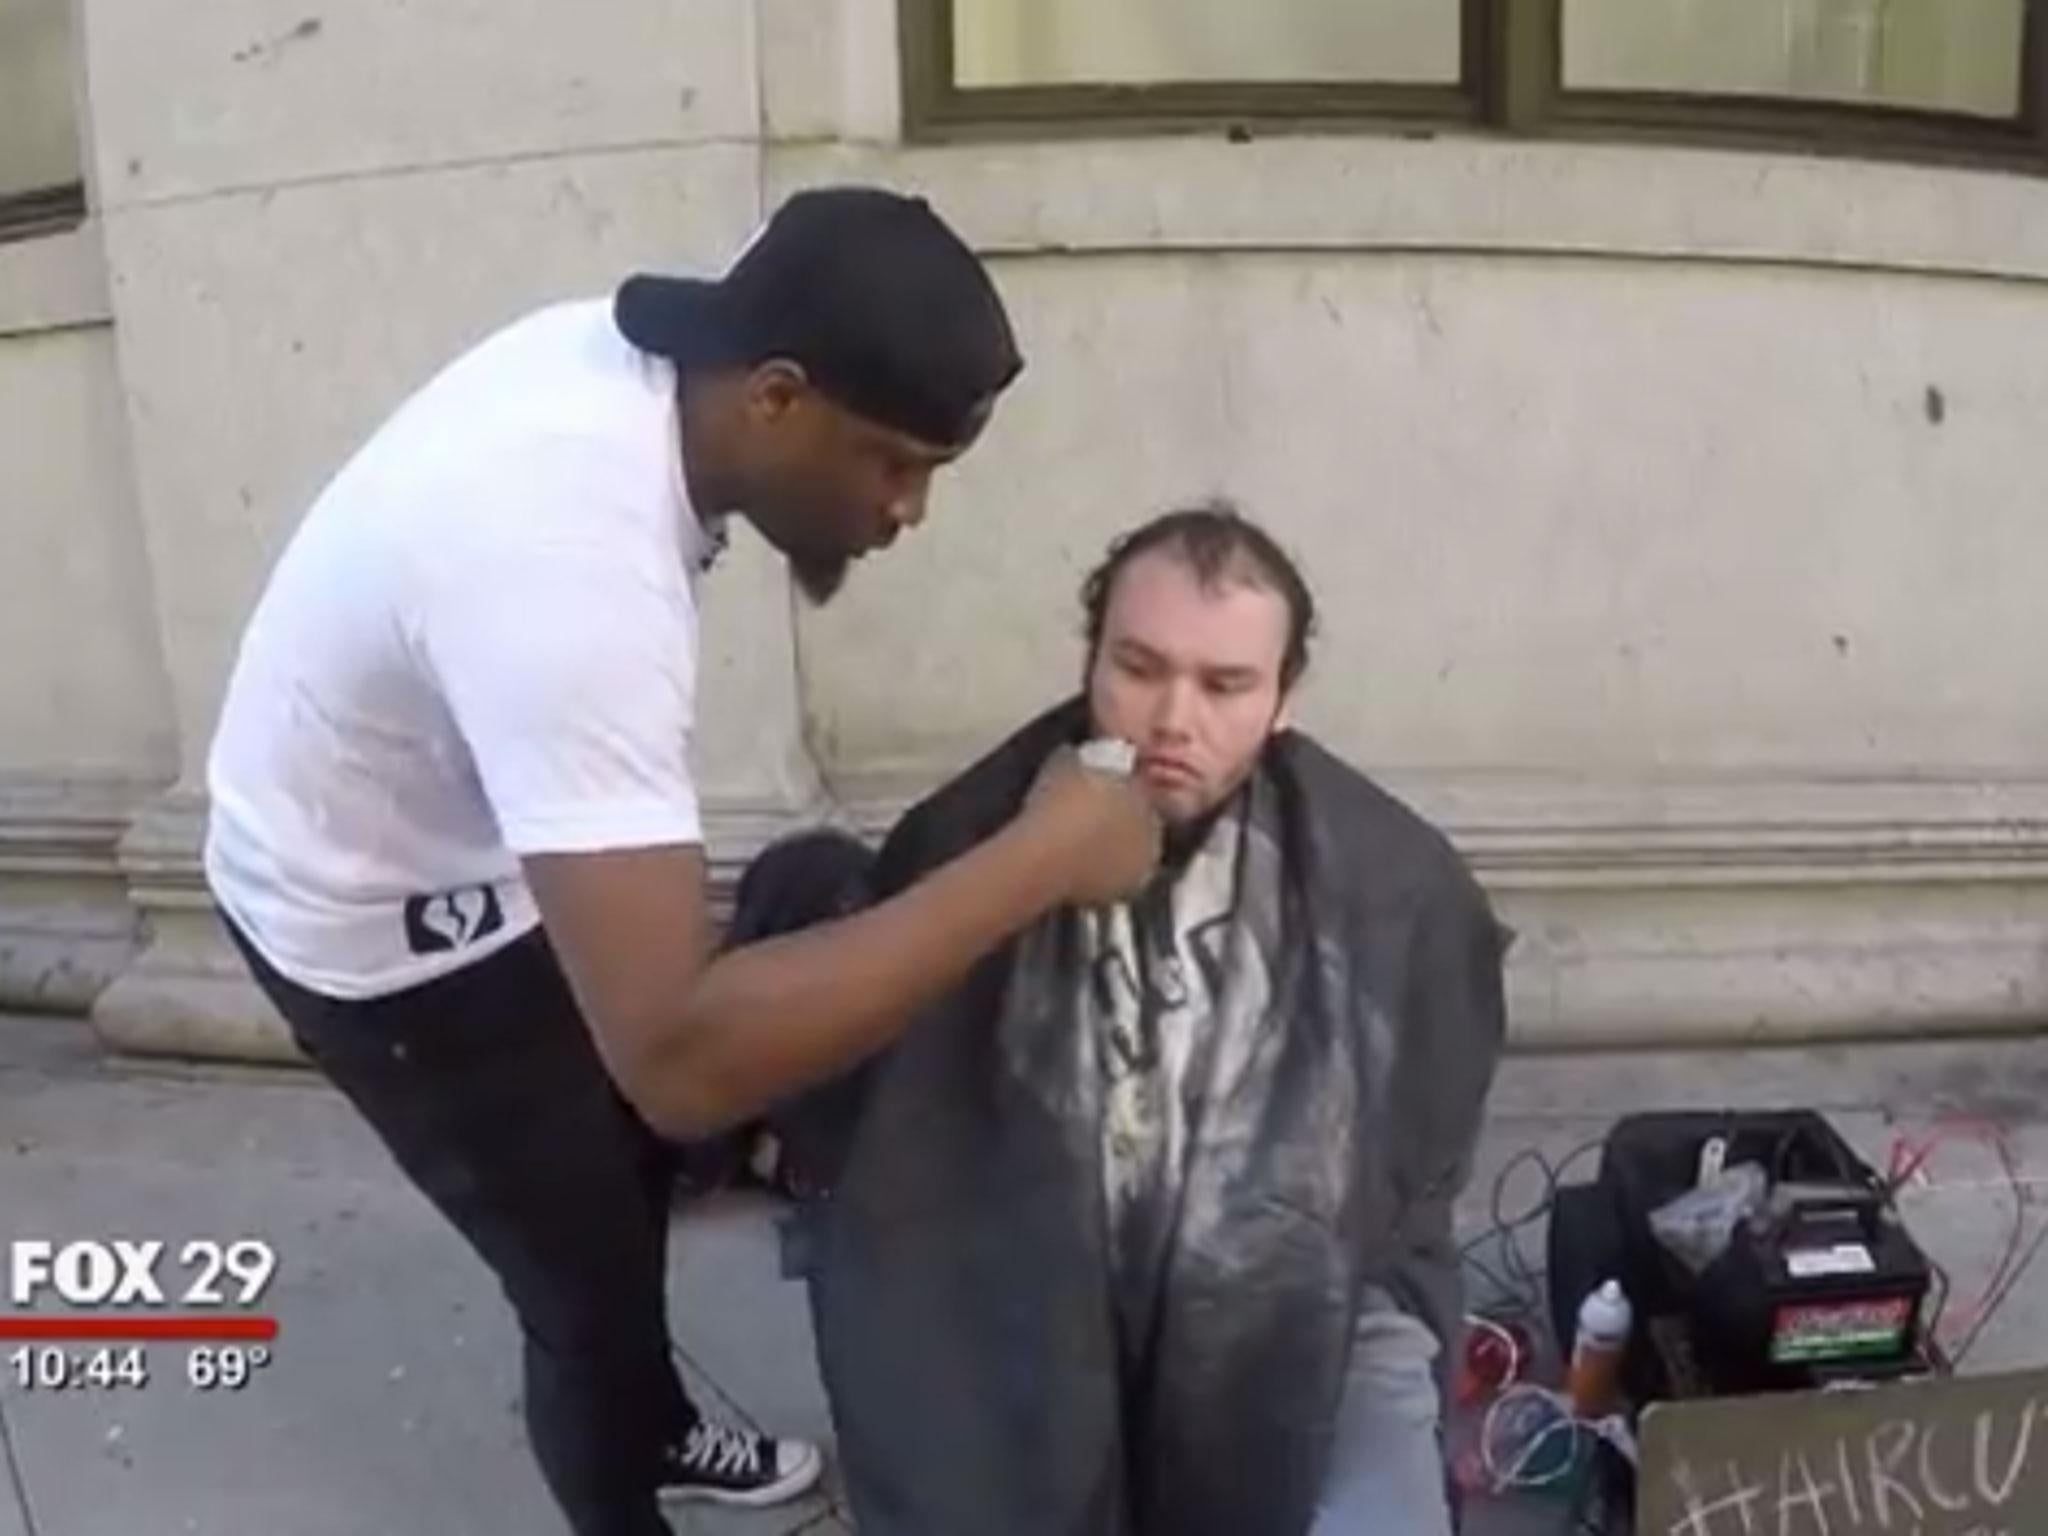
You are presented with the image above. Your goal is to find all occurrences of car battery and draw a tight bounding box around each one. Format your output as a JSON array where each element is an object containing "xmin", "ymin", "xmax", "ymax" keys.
[
  {"xmin": 1713, "ymin": 1188, "xmax": 1930, "ymax": 1377},
  {"xmin": 1584, "ymin": 1110, "xmax": 1933, "ymax": 1398}
]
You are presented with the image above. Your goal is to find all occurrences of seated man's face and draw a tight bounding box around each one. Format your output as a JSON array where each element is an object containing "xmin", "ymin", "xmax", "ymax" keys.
[{"xmin": 1087, "ymin": 547, "xmax": 1292, "ymax": 826}]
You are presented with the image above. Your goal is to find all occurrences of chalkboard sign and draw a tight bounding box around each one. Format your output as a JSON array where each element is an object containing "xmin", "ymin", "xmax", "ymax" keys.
[{"xmin": 1639, "ymin": 1369, "xmax": 2048, "ymax": 1536}]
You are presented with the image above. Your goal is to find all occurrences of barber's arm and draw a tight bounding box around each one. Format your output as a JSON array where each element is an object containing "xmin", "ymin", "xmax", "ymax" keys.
[
  {"xmin": 526, "ymin": 752, "xmax": 1157, "ymax": 1139},
  {"xmin": 414, "ymin": 500, "xmax": 1156, "ymax": 1139}
]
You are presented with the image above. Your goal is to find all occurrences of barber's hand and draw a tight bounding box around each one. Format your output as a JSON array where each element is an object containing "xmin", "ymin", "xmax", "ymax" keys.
[{"xmin": 1018, "ymin": 746, "xmax": 1162, "ymax": 907}]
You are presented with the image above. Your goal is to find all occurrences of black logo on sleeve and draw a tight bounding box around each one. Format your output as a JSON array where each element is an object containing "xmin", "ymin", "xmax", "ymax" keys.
[{"xmin": 403, "ymin": 885, "xmax": 506, "ymax": 955}]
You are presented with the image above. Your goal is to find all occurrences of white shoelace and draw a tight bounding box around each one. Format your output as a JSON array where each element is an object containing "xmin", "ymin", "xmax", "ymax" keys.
[{"xmin": 680, "ymin": 1420, "xmax": 764, "ymax": 1480}]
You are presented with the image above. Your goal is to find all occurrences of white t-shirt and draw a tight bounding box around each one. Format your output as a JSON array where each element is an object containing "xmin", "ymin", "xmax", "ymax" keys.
[{"xmin": 206, "ymin": 300, "xmax": 716, "ymax": 999}]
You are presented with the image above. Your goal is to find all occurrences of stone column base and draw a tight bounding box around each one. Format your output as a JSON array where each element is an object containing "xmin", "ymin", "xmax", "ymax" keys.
[
  {"xmin": 85, "ymin": 786, "xmax": 296, "ymax": 1061},
  {"xmin": 0, "ymin": 774, "xmax": 156, "ymax": 1016}
]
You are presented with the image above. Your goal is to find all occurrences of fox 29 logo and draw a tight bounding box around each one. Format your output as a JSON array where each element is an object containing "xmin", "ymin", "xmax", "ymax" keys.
[{"xmin": 8, "ymin": 1238, "xmax": 278, "ymax": 1308}]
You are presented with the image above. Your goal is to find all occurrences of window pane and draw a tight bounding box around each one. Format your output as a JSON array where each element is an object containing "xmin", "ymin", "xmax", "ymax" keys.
[
  {"xmin": 1564, "ymin": 0, "xmax": 2024, "ymax": 119},
  {"xmin": 954, "ymin": 0, "xmax": 1461, "ymax": 89},
  {"xmin": 0, "ymin": 0, "xmax": 82, "ymax": 199}
]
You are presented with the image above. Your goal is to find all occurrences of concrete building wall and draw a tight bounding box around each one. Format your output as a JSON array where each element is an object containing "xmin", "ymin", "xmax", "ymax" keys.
[
  {"xmin": 0, "ymin": 226, "xmax": 171, "ymax": 1012},
  {"xmin": 798, "ymin": 250, "xmax": 2048, "ymax": 786},
  {"xmin": 3, "ymin": 0, "xmax": 2047, "ymax": 1054}
]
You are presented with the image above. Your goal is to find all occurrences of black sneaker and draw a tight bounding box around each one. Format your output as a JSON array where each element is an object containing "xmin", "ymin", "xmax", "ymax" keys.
[{"xmin": 657, "ymin": 1419, "xmax": 823, "ymax": 1508}]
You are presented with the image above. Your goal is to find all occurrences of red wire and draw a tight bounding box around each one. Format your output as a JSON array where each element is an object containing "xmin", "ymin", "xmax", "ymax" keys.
[{"xmin": 1887, "ymin": 1115, "xmax": 2033, "ymax": 1351}]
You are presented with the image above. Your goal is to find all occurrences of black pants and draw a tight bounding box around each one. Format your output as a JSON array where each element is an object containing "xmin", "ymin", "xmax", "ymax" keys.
[{"xmin": 231, "ymin": 924, "xmax": 697, "ymax": 1536}]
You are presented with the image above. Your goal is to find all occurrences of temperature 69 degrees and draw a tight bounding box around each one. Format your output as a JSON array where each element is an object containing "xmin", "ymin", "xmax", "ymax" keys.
[{"xmin": 187, "ymin": 1344, "xmax": 273, "ymax": 1390}]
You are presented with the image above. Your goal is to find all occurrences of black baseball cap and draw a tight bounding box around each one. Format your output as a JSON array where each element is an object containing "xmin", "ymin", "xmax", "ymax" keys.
[{"xmin": 615, "ymin": 187, "xmax": 1023, "ymax": 450}]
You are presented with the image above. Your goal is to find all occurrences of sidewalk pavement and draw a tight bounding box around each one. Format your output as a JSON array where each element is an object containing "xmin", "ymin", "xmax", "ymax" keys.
[{"xmin": 2, "ymin": 1010, "xmax": 2044, "ymax": 1536}]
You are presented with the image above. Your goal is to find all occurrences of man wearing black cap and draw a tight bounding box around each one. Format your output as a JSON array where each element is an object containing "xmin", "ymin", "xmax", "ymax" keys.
[{"xmin": 204, "ymin": 187, "xmax": 1162, "ymax": 1534}]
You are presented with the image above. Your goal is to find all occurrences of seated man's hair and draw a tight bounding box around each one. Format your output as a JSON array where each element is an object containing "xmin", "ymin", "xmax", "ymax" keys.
[{"xmin": 1081, "ymin": 500, "xmax": 1317, "ymax": 690}]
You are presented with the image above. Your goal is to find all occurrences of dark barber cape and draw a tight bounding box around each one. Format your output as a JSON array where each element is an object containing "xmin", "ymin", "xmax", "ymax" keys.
[{"xmin": 802, "ymin": 700, "xmax": 1507, "ymax": 1536}]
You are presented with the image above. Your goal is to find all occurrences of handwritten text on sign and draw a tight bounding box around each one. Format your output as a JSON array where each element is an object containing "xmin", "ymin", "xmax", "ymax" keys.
[{"xmin": 1638, "ymin": 1368, "xmax": 2048, "ymax": 1536}]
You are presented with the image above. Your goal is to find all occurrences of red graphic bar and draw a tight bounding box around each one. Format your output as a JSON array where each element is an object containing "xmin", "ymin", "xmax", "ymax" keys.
[{"xmin": 0, "ymin": 1315, "xmax": 278, "ymax": 1342}]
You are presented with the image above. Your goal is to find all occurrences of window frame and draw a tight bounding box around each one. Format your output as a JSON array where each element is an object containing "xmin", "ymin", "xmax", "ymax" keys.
[
  {"xmin": 0, "ymin": 0, "xmax": 88, "ymax": 244},
  {"xmin": 901, "ymin": 0, "xmax": 2048, "ymax": 174},
  {"xmin": 0, "ymin": 183, "xmax": 87, "ymax": 244}
]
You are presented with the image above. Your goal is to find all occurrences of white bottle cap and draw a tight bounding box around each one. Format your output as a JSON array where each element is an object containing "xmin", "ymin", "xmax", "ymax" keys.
[
  {"xmin": 1078, "ymin": 738, "xmax": 1138, "ymax": 777},
  {"xmin": 1578, "ymin": 1279, "xmax": 1633, "ymax": 1342}
]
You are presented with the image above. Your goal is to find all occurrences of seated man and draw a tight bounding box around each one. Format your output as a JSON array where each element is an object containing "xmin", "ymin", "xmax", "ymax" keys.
[{"xmin": 743, "ymin": 504, "xmax": 1508, "ymax": 1536}]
